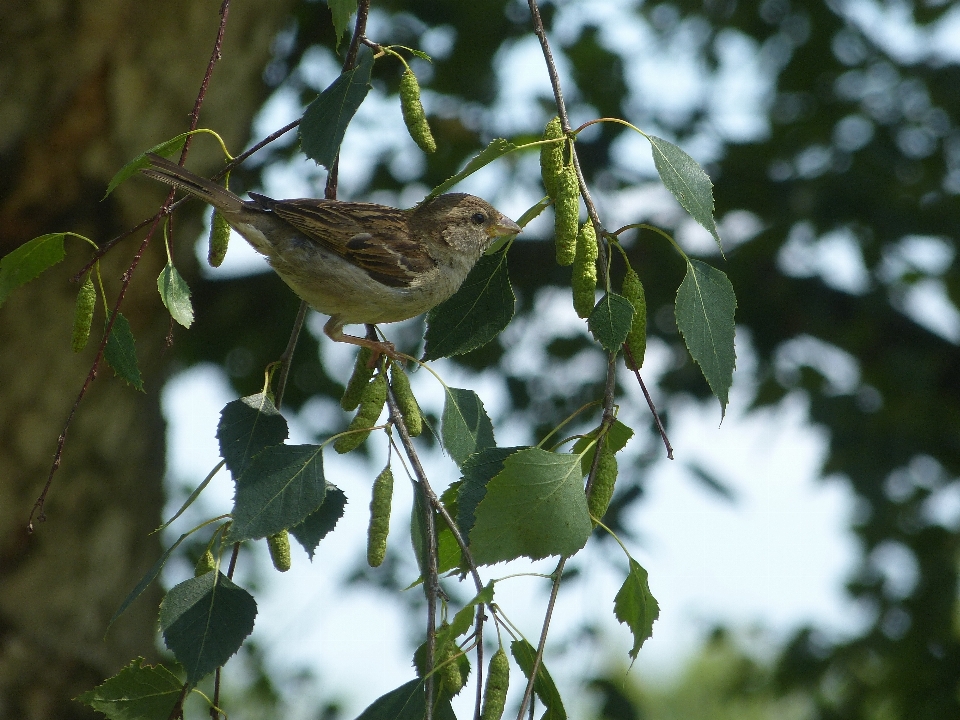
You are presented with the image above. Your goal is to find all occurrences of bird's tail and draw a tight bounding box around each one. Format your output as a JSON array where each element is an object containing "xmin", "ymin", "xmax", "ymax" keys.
[{"xmin": 140, "ymin": 154, "xmax": 244, "ymax": 212}]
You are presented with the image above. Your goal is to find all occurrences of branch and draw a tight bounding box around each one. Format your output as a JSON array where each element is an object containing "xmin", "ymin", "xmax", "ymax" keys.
[
  {"xmin": 519, "ymin": 2, "xmax": 624, "ymax": 717},
  {"xmin": 30, "ymin": 0, "xmax": 235, "ymax": 529},
  {"xmin": 382, "ymin": 362, "xmax": 439, "ymax": 720},
  {"xmin": 623, "ymin": 344, "xmax": 674, "ymax": 459}
]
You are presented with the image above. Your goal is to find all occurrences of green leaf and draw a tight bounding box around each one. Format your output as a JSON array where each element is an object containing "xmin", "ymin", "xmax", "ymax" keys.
[
  {"xmin": 0, "ymin": 233, "xmax": 66, "ymax": 308},
  {"xmin": 290, "ymin": 484, "xmax": 347, "ymax": 559},
  {"xmin": 157, "ymin": 262, "xmax": 194, "ymax": 328},
  {"xmin": 435, "ymin": 482, "xmax": 464, "ymax": 575},
  {"xmin": 675, "ymin": 259, "xmax": 737, "ymax": 416},
  {"xmin": 441, "ymin": 388, "xmax": 496, "ymax": 468},
  {"xmin": 355, "ymin": 679, "xmax": 426, "ymax": 720},
  {"xmin": 510, "ymin": 639, "xmax": 567, "ymax": 720},
  {"xmin": 407, "ymin": 49, "xmax": 432, "ymax": 62},
  {"xmin": 469, "ymin": 448, "xmax": 592, "ymax": 565},
  {"xmin": 614, "ymin": 558, "xmax": 660, "ymax": 660},
  {"xmin": 648, "ymin": 135, "xmax": 723, "ymax": 252},
  {"xmin": 76, "ymin": 657, "xmax": 182, "ymax": 720},
  {"xmin": 104, "ymin": 312, "xmax": 144, "ymax": 391},
  {"xmin": 105, "ymin": 134, "xmax": 188, "ymax": 198},
  {"xmin": 457, "ymin": 446, "xmax": 525, "ymax": 539},
  {"xmin": 449, "ymin": 583, "xmax": 494, "ymax": 638},
  {"xmin": 327, "ymin": 0, "xmax": 357, "ymax": 48},
  {"xmin": 300, "ymin": 45, "xmax": 374, "ymax": 170},
  {"xmin": 159, "ymin": 572, "xmax": 257, "ymax": 686},
  {"xmin": 587, "ymin": 293, "xmax": 634, "ymax": 353},
  {"xmin": 156, "ymin": 462, "xmax": 226, "ymax": 534},
  {"xmin": 216, "ymin": 393, "xmax": 289, "ymax": 478},
  {"xmin": 110, "ymin": 529, "xmax": 194, "ymax": 625},
  {"xmin": 571, "ymin": 420, "xmax": 634, "ymax": 477},
  {"xmin": 435, "ymin": 521, "xmax": 463, "ymax": 576},
  {"xmin": 423, "ymin": 250, "xmax": 514, "ymax": 360},
  {"xmin": 428, "ymin": 138, "xmax": 517, "ymax": 198},
  {"xmin": 227, "ymin": 444, "xmax": 326, "ymax": 542}
]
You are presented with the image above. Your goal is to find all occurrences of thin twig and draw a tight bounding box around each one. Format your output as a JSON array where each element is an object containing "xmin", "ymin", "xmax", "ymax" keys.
[
  {"xmin": 383, "ymin": 374, "xmax": 439, "ymax": 720},
  {"xmin": 274, "ymin": 300, "xmax": 309, "ymax": 410},
  {"xmin": 516, "ymin": 558, "xmax": 565, "ymax": 720},
  {"xmin": 384, "ymin": 356, "xmax": 500, "ymax": 720},
  {"xmin": 31, "ymin": 0, "xmax": 234, "ymax": 528},
  {"xmin": 29, "ymin": 209, "xmax": 164, "ymax": 530},
  {"xmin": 74, "ymin": 118, "xmax": 301, "ymax": 280},
  {"xmin": 623, "ymin": 344, "xmax": 673, "ymax": 459},
  {"xmin": 168, "ymin": 684, "xmax": 190, "ymax": 720},
  {"xmin": 521, "ymin": 3, "xmax": 624, "ymax": 718},
  {"xmin": 325, "ymin": 0, "xmax": 372, "ymax": 200},
  {"xmin": 180, "ymin": 0, "xmax": 231, "ymax": 165}
]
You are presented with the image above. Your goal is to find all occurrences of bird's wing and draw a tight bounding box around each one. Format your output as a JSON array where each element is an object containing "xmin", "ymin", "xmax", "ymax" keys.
[{"xmin": 263, "ymin": 199, "xmax": 437, "ymax": 288}]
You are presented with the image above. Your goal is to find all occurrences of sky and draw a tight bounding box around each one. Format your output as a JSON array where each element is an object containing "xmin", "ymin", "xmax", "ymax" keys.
[{"xmin": 155, "ymin": 1, "xmax": 960, "ymax": 717}]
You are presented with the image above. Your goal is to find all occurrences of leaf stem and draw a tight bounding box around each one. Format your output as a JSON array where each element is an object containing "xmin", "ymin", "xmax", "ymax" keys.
[
  {"xmin": 622, "ymin": 345, "xmax": 674, "ymax": 460},
  {"xmin": 535, "ymin": 400, "xmax": 601, "ymax": 449},
  {"xmin": 274, "ymin": 300, "xmax": 308, "ymax": 411},
  {"xmin": 610, "ymin": 222, "xmax": 689, "ymax": 262}
]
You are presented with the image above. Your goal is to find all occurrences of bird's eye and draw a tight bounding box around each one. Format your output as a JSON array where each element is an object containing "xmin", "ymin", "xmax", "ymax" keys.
[{"xmin": 471, "ymin": 212, "xmax": 487, "ymax": 225}]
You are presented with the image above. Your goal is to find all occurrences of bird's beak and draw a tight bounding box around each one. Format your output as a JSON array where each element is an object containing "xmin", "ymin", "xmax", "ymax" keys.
[{"xmin": 488, "ymin": 215, "xmax": 522, "ymax": 238}]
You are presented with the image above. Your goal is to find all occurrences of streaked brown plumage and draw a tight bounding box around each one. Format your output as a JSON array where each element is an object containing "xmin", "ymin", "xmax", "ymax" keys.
[{"xmin": 141, "ymin": 154, "xmax": 520, "ymax": 356}]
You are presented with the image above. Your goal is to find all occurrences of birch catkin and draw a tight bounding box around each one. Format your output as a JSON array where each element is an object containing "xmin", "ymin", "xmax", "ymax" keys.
[
  {"xmin": 399, "ymin": 69, "xmax": 436, "ymax": 153},
  {"xmin": 553, "ymin": 164, "xmax": 580, "ymax": 266},
  {"xmin": 194, "ymin": 550, "xmax": 216, "ymax": 576},
  {"xmin": 71, "ymin": 273, "xmax": 96, "ymax": 352},
  {"xmin": 587, "ymin": 437, "xmax": 618, "ymax": 524},
  {"xmin": 539, "ymin": 116, "xmax": 564, "ymax": 198},
  {"xmin": 480, "ymin": 648, "xmax": 510, "ymax": 720},
  {"xmin": 572, "ymin": 221, "xmax": 598, "ymax": 318},
  {"xmin": 366, "ymin": 466, "xmax": 394, "ymax": 567},
  {"xmin": 267, "ymin": 530, "xmax": 291, "ymax": 572},
  {"xmin": 622, "ymin": 268, "xmax": 647, "ymax": 370},
  {"xmin": 208, "ymin": 210, "xmax": 230, "ymax": 267},
  {"xmin": 390, "ymin": 364, "xmax": 422, "ymax": 436},
  {"xmin": 341, "ymin": 347, "xmax": 375, "ymax": 411},
  {"xmin": 335, "ymin": 370, "xmax": 387, "ymax": 454}
]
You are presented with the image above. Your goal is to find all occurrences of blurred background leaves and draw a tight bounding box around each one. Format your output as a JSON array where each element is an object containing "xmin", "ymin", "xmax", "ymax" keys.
[{"xmin": 3, "ymin": 0, "xmax": 960, "ymax": 718}]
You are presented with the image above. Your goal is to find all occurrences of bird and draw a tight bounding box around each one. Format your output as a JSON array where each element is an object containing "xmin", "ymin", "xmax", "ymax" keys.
[{"xmin": 140, "ymin": 154, "xmax": 520, "ymax": 358}]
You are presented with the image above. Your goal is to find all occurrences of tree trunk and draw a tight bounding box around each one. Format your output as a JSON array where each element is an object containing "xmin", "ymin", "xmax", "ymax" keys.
[{"xmin": 0, "ymin": 2, "xmax": 295, "ymax": 717}]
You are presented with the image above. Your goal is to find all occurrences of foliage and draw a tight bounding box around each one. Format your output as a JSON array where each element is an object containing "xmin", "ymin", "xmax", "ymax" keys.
[
  {"xmin": 590, "ymin": 629, "xmax": 813, "ymax": 720},
  {"xmin": 9, "ymin": 0, "xmax": 960, "ymax": 718},
  {"xmin": 2, "ymin": 1, "xmax": 736, "ymax": 716}
]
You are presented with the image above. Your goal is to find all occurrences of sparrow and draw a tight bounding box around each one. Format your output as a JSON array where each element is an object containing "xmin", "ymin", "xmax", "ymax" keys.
[{"xmin": 141, "ymin": 154, "xmax": 520, "ymax": 357}]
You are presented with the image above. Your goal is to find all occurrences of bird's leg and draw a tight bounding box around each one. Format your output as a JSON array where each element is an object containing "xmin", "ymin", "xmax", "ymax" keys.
[{"xmin": 323, "ymin": 316, "xmax": 397, "ymax": 366}]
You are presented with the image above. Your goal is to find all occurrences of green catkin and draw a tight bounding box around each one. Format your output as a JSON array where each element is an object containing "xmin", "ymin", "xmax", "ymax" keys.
[
  {"xmin": 390, "ymin": 364, "xmax": 422, "ymax": 437},
  {"xmin": 572, "ymin": 221, "xmax": 598, "ymax": 318},
  {"xmin": 399, "ymin": 69, "xmax": 436, "ymax": 154},
  {"xmin": 480, "ymin": 648, "xmax": 510, "ymax": 720},
  {"xmin": 438, "ymin": 640, "xmax": 464, "ymax": 696},
  {"xmin": 366, "ymin": 466, "xmax": 394, "ymax": 567},
  {"xmin": 553, "ymin": 164, "xmax": 580, "ymax": 266},
  {"xmin": 267, "ymin": 530, "xmax": 291, "ymax": 572},
  {"xmin": 71, "ymin": 273, "xmax": 96, "ymax": 352},
  {"xmin": 194, "ymin": 549, "xmax": 216, "ymax": 576},
  {"xmin": 539, "ymin": 116, "xmax": 564, "ymax": 198},
  {"xmin": 341, "ymin": 347, "xmax": 375, "ymax": 411},
  {"xmin": 587, "ymin": 437, "xmax": 618, "ymax": 524},
  {"xmin": 621, "ymin": 268, "xmax": 647, "ymax": 370},
  {"xmin": 335, "ymin": 370, "xmax": 387, "ymax": 453},
  {"xmin": 208, "ymin": 210, "xmax": 231, "ymax": 267}
]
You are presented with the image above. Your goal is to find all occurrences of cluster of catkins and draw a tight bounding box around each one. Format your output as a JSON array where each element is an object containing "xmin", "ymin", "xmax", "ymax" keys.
[
  {"xmin": 336, "ymin": 350, "xmax": 423, "ymax": 568},
  {"xmin": 538, "ymin": 116, "xmax": 647, "ymax": 370},
  {"xmin": 538, "ymin": 116, "xmax": 659, "ymax": 524}
]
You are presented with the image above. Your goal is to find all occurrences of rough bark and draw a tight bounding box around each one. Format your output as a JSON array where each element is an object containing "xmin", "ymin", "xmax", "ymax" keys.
[{"xmin": 0, "ymin": 1, "xmax": 295, "ymax": 717}]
